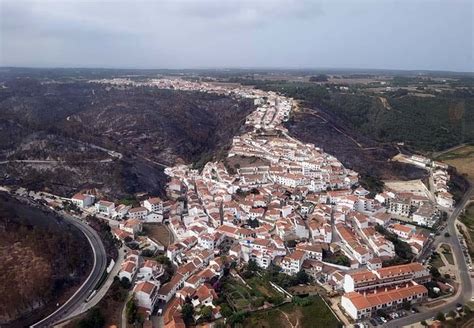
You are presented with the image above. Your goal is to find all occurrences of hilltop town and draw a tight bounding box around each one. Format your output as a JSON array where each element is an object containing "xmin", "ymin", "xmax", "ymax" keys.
[{"xmin": 4, "ymin": 77, "xmax": 471, "ymax": 328}]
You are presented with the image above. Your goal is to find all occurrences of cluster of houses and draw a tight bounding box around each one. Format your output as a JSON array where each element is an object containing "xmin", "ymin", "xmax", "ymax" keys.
[
  {"xmin": 71, "ymin": 193, "xmax": 166, "ymax": 253},
  {"xmin": 71, "ymin": 193, "xmax": 164, "ymax": 223},
  {"xmin": 396, "ymin": 154, "xmax": 455, "ymax": 210},
  {"xmin": 376, "ymin": 187, "xmax": 444, "ymax": 228},
  {"xmin": 85, "ymin": 78, "xmax": 438, "ymax": 324},
  {"xmin": 118, "ymin": 251, "xmax": 165, "ymax": 317}
]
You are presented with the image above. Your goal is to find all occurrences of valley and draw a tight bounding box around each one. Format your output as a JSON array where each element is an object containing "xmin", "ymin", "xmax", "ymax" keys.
[{"xmin": 0, "ymin": 74, "xmax": 254, "ymax": 199}]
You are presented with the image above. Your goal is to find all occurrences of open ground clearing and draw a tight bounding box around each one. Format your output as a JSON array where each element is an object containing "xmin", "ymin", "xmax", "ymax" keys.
[
  {"xmin": 437, "ymin": 145, "xmax": 474, "ymax": 180},
  {"xmin": 384, "ymin": 179, "xmax": 431, "ymax": 198},
  {"xmin": 143, "ymin": 223, "xmax": 173, "ymax": 247}
]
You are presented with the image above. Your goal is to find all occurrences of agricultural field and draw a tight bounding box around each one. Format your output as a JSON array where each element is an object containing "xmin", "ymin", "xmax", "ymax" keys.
[
  {"xmin": 243, "ymin": 295, "xmax": 342, "ymax": 328},
  {"xmin": 437, "ymin": 144, "xmax": 474, "ymax": 180}
]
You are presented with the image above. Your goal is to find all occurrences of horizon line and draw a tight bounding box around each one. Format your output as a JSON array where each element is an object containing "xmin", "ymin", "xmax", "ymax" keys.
[{"xmin": 1, "ymin": 65, "xmax": 473, "ymax": 75}]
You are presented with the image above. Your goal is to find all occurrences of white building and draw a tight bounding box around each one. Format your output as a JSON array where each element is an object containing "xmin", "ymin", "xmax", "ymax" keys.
[
  {"xmin": 119, "ymin": 260, "xmax": 137, "ymax": 282},
  {"xmin": 129, "ymin": 206, "xmax": 148, "ymax": 219},
  {"xmin": 281, "ymin": 250, "xmax": 307, "ymax": 275},
  {"xmin": 95, "ymin": 200, "xmax": 115, "ymax": 217},
  {"xmin": 71, "ymin": 193, "xmax": 95, "ymax": 208},
  {"xmin": 436, "ymin": 192, "xmax": 454, "ymax": 208},
  {"xmin": 388, "ymin": 224, "xmax": 414, "ymax": 240},
  {"xmin": 119, "ymin": 218, "xmax": 143, "ymax": 236},
  {"xmin": 134, "ymin": 281, "xmax": 160, "ymax": 313},
  {"xmin": 144, "ymin": 197, "xmax": 164, "ymax": 213}
]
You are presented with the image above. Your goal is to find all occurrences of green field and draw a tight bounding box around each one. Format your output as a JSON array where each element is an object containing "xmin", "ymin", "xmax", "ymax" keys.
[
  {"xmin": 245, "ymin": 275, "xmax": 284, "ymax": 301},
  {"xmin": 243, "ymin": 295, "xmax": 342, "ymax": 328},
  {"xmin": 222, "ymin": 277, "xmax": 253, "ymax": 311},
  {"xmin": 221, "ymin": 275, "xmax": 284, "ymax": 311}
]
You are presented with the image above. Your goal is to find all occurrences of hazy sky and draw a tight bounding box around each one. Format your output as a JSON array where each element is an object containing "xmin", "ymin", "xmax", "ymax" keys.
[{"xmin": 0, "ymin": 0, "xmax": 472, "ymax": 71}]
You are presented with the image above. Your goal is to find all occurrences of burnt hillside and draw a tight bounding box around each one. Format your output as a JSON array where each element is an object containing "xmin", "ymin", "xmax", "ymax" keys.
[
  {"xmin": 0, "ymin": 78, "xmax": 254, "ymax": 198},
  {"xmin": 0, "ymin": 193, "xmax": 92, "ymax": 327}
]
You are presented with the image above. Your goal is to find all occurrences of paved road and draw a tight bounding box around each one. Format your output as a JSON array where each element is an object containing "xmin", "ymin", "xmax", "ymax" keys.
[
  {"xmin": 385, "ymin": 185, "xmax": 474, "ymax": 327},
  {"xmin": 0, "ymin": 158, "xmax": 117, "ymax": 165},
  {"xmin": 31, "ymin": 213, "xmax": 107, "ymax": 328},
  {"xmin": 58, "ymin": 247, "xmax": 125, "ymax": 325}
]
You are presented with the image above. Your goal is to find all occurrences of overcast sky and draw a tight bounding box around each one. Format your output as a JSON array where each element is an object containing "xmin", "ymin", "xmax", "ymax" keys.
[{"xmin": 0, "ymin": 0, "xmax": 472, "ymax": 71}]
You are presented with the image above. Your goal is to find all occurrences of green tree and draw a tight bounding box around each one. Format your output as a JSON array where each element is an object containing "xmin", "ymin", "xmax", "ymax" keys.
[
  {"xmin": 221, "ymin": 304, "xmax": 233, "ymax": 318},
  {"xmin": 155, "ymin": 255, "xmax": 172, "ymax": 266},
  {"xmin": 126, "ymin": 298, "xmax": 137, "ymax": 324},
  {"xmin": 227, "ymin": 311, "xmax": 245, "ymax": 325},
  {"xmin": 430, "ymin": 266, "xmax": 441, "ymax": 279},
  {"xmin": 200, "ymin": 306, "xmax": 213, "ymax": 321},
  {"xmin": 120, "ymin": 277, "xmax": 132, "ymax": 289},
  {"xmin": 181, "ymin": 303, "xmax": 194, "ymax": 325},
  {"xmin": 247, "ymin": 259, "xmax": 259, "ymax": 272},
  {"xmin": 296, "ymin": 270, "xmax": 310, "ymax": 284}
]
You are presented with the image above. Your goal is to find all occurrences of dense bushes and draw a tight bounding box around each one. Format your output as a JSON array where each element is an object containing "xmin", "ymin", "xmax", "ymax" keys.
[{"xmin": 376, "ymin": 224, "xmax": 414, "ymax": 263}]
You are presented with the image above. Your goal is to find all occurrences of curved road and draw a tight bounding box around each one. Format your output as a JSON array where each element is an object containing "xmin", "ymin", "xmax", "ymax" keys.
[
  {"xmin": 31, "ymin": 213, "xmax": 107, "ymax": 328},
  {"xmin": 384, "ymin": 185, "xmax": 474, "ymax": 327}
]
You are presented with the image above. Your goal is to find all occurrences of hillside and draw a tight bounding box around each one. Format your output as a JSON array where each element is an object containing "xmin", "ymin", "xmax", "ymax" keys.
[
  {"xmin": 238, "ymin": 78, "xmax": 474, "ymax": 152},
  {"xmin": 223, "ymin": 77, "xmax": 474, "ymax": 180},
  {"xmin": 0, "ymin": 76, "xmax": 254, "ymax": 198},
  {"xmin": 0, "ymin": 193, "xmax": 92, "ymax": 327}
]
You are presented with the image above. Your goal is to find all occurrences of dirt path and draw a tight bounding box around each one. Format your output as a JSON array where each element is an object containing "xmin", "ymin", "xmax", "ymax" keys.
[
  {"xmin": 278, "ymin": 309, "xmax": 299, "ymax": 328},
  {"xmin": 432, "ymin": 143, "xmax": 466, "ymax": 159},
  {"xmin": 378, "ymin": 96, "xmax": 392, "ymax": 110}
]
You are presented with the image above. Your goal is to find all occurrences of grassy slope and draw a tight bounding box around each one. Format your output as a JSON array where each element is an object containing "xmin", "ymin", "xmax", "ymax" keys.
[{"xmin": 244, "ymin": 295, "xmax": 341, "ymax": 328}]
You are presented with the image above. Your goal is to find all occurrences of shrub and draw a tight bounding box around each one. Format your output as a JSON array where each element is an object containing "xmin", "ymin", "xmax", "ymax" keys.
[{"xmin": 435, "ymin": 312, "xmax": 446, "ymax": 321}]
